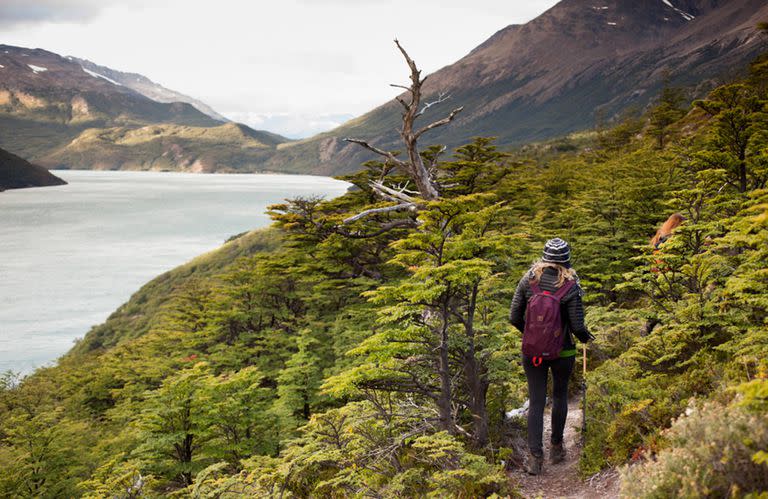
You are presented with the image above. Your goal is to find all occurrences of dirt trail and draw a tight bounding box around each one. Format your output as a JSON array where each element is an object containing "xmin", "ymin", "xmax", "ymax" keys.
[{"xmin": 509, "ymin": 398, "xmax": 620, "ymax": 499}]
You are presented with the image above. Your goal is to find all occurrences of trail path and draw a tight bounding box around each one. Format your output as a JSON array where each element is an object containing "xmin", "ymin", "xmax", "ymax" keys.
[{"xmin": 509, "ymin": 398, "xmax": 620, "ymax": 499}]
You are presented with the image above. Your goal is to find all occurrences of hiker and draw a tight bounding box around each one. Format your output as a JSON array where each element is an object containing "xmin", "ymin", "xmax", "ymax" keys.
[
  {"xmin": 650, "ymin": 212, "xmax": 686, "ymax": 249},
  {"xmin": 649, "ymin": 212, "xmax": 687, "ymax": 276},
  {"xmin": 509, "ymin": 238, "xmax": 594, "ymax": 475}
]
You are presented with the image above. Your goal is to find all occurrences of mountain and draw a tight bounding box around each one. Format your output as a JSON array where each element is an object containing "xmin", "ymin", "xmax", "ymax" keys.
[
  {"xmin": 0, "ymin": 45, "xmax": 293, "ymax": 172},
  {"xmin": 0, "ymin": 45, "xmax": 221, "ymax": 126},
  {"xmin": 2, "ymin": 0, "xmax": 765, "ymax": 175},
  {"xmin": 262, "ymin": 0, "xmax": 768, "ymax": 175},
  {"xmin": 0, "ymin": 44, "xmax": 222, "ymax": 160},
  {"xmin": 71, "ymin": 57, "xmax": 229, "ymax": 122},
  {"xmin": 0, "ymin": 146, "xmax": 66, "ymax": 191}
]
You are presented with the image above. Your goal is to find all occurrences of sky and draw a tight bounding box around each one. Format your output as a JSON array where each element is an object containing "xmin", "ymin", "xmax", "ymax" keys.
[{"xmin": 1, "ymin": 0, "xmax": 559, "ymax": 138}]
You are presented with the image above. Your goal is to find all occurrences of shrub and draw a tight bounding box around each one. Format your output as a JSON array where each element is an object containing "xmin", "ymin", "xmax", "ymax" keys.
[{"xmin": 619, "ymin": 395, "xmax": 768, "ymax": 498}]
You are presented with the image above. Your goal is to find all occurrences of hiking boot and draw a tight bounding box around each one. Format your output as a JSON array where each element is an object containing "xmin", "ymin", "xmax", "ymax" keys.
[
  {"xmin": 526, "ymin": 452, "xmax": 544, "ymax": 475},
  {"xmin": 550, "ymin": 442, "xmax": 566, "ymax": 464}
]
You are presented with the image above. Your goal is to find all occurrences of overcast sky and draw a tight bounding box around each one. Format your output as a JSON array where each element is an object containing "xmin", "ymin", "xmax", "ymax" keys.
[{"xmin": 1, "ymin": 0, "xmax": 559, "ymax": 138}]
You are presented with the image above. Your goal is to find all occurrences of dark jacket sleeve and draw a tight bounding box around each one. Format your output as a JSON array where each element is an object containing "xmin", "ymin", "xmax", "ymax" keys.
[
  {"xmin": 509, "ymin": 277, "xmax": 528, "ymax": 333},
  {"xmin": 563, "ymin": 286, "xmax": 594, "ymax": 343}
]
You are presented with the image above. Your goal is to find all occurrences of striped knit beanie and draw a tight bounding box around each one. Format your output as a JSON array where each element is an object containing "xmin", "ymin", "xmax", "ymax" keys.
[{"xmin": 542, "ymin": 238, "xmax": 571, "ymax": 267}]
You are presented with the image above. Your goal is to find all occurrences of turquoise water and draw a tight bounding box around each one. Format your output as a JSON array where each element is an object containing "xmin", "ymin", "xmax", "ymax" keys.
[{"xmin": 0, "ymin": 170, "xmax": 349, "ymax": 374}]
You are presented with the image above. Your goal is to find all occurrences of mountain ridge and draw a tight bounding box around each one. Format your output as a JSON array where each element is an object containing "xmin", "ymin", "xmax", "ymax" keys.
[
  {"xmin": 0, "ymin": 44, "xmax": 293, "ymax": 172},
  {"xmin": 260, "ymin": 0, "xmax": 768, "ymax": 175},
  {"xmin": 1, "ymin": 0, "xmax": 765, "ymax": 175},
  {"xmin": 71, "ymin": 57, "xmax": 229, "ymax": 122}
]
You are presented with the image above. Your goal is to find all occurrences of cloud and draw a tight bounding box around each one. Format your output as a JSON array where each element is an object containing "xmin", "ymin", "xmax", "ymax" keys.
[
  {"xmin": 0, "ymin": 0, "xmax": 149, "ymax": 27},
  {"xmin": 2, "ymin": 0, "xmax": 559, "ymax": 130},
  {"xmin": 0, "ymin": 0, "xmax": 97, "ymax": 26},
  {"xmin": 223, "ymin": 111, "xmax": 356, "ymax": 139}
]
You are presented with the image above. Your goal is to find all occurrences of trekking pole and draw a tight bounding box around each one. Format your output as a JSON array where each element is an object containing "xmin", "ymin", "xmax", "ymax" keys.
[{"xmin": 581, "ymin": 343, "xmax": 587, "ymax": 442}]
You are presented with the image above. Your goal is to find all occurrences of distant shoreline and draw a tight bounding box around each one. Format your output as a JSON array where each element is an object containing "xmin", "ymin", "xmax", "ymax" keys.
[{"xmin": 49, "ymin": 168, "xmax": 341, "ymax": 178}]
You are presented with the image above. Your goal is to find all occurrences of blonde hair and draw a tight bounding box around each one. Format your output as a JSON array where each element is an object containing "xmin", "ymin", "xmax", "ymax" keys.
[
  {"xmin": 650, "ymin": 213, "xmax": 686, "ymax": 247},
  {"xmin": 528, "ymin": 260, "xmax": 578, "ymax": 287}
]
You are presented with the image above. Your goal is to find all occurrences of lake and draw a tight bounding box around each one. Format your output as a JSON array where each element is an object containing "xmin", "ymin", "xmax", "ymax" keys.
[{"xmin": 0, "ymin": 170, "xmax": 350, "ymax": 375}]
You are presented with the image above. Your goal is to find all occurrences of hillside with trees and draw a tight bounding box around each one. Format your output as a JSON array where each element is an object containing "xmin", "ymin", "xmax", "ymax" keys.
[{"xmin": 0, "ymin": 45, "xmax": 767, "ymax": 498}]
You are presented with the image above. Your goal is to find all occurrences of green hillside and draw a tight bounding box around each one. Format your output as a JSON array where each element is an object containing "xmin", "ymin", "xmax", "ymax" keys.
[
  {"xmin": 40, "ymin": 123, "xmax": 290, "ymax": 172},
  {"xmin": 0, "ymin": 54, "xmax": 766, "ymax": 498}
]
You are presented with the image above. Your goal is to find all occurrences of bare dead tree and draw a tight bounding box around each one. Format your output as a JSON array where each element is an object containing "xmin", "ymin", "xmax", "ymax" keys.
[{"xmin": 344, "ymin": 39, "xmax": 463, "ymax": 204}]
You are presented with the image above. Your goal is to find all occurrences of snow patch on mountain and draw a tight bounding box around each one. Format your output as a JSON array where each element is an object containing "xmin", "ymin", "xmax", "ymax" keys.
[
  {"xmin": 27, "ymin": 64, "xmax": 47, "ymax": 73},
  {"xmin": 661, "ymin": 0, "xmax": 695, "ymax": 21},
  {"xmin": 82, "ymin": 67, "xmax": 122, "ymax": 86}
]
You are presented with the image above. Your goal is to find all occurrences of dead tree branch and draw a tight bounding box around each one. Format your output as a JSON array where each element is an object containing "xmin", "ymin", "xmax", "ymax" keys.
[
  {"xmin": 415, "ymin": 106, "xmax": 464, "ymax": 140},
  {"xmin": 344, "ymin": 39, "xmax": 464, "ymax": 201},
  {"xmin": 343, "ymin": 138, "xmax": 407, "ymax": 168},
  {"xmin": 416, "ymin": 91, "xmax": 450, "ymax": 118},
  {"xmin": 343, "ymin": 203, "xmax": 417, "ymax": 224}
]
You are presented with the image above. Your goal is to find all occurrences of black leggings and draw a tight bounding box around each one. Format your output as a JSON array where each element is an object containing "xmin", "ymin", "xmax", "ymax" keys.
[{"xmin": 522, "ymin": 355, "xmax": 575, "ymax": 457}]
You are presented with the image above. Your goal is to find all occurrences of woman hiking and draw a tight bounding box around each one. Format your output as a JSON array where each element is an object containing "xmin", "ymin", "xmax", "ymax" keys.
[{"xmin": 509, "ymin": 238, "xmax": 593, "ymax": 475}]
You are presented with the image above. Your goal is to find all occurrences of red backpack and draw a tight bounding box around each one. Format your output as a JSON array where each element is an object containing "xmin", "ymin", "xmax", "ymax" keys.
[{"xmin": 522, "ymin": 279, "xmax": 574, "ymax": 366}]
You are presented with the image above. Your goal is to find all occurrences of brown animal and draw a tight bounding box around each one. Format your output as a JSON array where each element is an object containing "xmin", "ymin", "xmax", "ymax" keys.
[{"xmin": 650, "ymin": 213, "xmax": 686, "ymax": 248}]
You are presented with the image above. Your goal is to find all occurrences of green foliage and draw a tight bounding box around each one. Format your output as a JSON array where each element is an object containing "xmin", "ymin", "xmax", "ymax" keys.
[
  {"xmin": 274, "ymin": 328, "xmax": 332, "ymax": 431},
  {"xmin": 648, "ymin": 81, "xmax": 687, "ymax": 149},
  {"xmin": 694, "ymin": 83, "xmax": 768, "ymax": 192},
  {"xmin": 132, "ymin": 363, "xmax": 211, "ymax": 486},
  {"xmin": 325, "ymin": 193, "xmax": 521, "ymax": 447},
  {"xmin": 596, "ymin": 106, "xmax": 645, "ymax": 151},
  {"xmin": 232, "ymin": 401, "xmax": 512, "ymax": 497},
  {"xmin": 1, "ymin": 53, "xmax": 767, "ymax": 497},
  {"xmin": 78, "ymin": 456, "xmax": 156, "ymax": 498},
  {"xmin": 0, "ymin": 373, "xmax": 96, "ymax": 498},
  {"xmin": 582, "ymin": 64, "xmax": 768, "ymax": 479}
]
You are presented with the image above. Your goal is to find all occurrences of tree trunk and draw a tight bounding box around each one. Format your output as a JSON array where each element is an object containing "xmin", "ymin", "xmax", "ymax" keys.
[
  {"xmin": 463, "ymin": 351, "xmax": 489, "ymax": 447},
  {"xmin": 739, "ymin": 160, "xmax": 747, "ymax": 192},
  {"xmin": 436, "ymin": 307, "xmax": 454, "ymax": 434},
  {"xmin": 463, "ymin": 286, "xmax": 489, "ymax": 447}
]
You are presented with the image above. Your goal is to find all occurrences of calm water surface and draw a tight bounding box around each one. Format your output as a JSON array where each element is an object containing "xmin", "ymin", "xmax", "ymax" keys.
[{"xmin": 0, "ymin": 170, "xmax": 349, "ymax": 374}]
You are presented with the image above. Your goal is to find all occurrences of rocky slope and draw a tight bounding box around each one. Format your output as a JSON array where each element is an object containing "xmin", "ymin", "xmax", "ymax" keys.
[
  {"xmin": 0, "ymin": 45, "xmax": 219, "ymax": 127},
  {"xmin": 0, "ymin": 146, "xmax": 66, "ymax": 191},
  {"xmin": 263, "ymin": 0, "xmax": 768, "ymax": 175},
  {"xmin": 0, "ymin": 45, "xmax": 291, "ymax": 172},
  {"xmin": 72, "ymin": 57, "xmax": 229, "ymax": 122}
]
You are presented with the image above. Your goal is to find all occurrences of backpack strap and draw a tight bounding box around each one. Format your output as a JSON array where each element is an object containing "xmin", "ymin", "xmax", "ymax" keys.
[
  {"xmin": 529, "ymin": 280, "xmax": 542, "ymax": 295},
  {"xmin": 553, "ymin": 279, "xmax": 575, "ymax": 300}
]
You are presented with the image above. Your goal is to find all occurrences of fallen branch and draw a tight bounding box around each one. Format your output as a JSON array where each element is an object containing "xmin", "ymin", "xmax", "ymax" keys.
[
  {"xmin": 343, "ymin": 203, "xmax": 417, "ymax": 224},
  {"xmin": 370, "ymin": 181, "xmax": 416, "ymax": 203}
]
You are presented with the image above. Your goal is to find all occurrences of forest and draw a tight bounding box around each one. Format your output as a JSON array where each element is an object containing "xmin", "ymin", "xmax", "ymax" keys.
[{"xmin": 0, "ymin": 48, "xmax": 767, "ymax": 498}]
